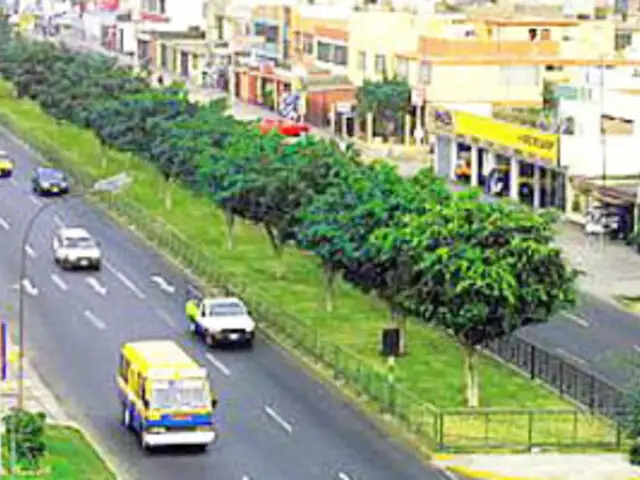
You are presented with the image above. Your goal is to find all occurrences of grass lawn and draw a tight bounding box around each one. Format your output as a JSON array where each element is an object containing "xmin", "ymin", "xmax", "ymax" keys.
[
  {"xmin": 0, "ymin": 81, "xmax": 617, "ymax": 448},
  {"xmin": 4, "ymin": 425, "xmax": 115, "ymax": 479}
]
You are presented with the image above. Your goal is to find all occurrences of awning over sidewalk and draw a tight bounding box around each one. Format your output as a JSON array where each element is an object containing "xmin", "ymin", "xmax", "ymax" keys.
[{"xmin": 572, "ymin": 176, "xmax": 638, "ymax": 206}]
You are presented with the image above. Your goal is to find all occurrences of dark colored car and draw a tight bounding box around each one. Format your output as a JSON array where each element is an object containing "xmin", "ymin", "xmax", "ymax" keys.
[{"xmin": 31, "ymin": 167, "xmax": 70, "ymax": 196}]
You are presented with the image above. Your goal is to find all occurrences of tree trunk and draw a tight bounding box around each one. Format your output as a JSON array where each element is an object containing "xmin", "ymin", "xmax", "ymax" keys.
[
  {"xmin": 164, "ymin": 177, "xmax": 174, "ymax": 210},
  {"xmin": 264, "ymin": 225, "xmax": 285, "ymax": 279},
  {"xmin": 224, "ymin": 210, "xmax": 236, "ymax": 249},
  {"xmin": 462, "ymin": 343, "xmax": 480, "ymax": 408},
  {"xmin": 322, "ymin": 262, "xmax": 336, "ymax": 312}
]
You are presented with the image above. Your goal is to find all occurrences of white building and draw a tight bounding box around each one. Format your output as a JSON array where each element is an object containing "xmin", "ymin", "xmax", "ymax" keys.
[{"xmin": 558, "ymin": 66, "xmax": 640, "ymax": 178}]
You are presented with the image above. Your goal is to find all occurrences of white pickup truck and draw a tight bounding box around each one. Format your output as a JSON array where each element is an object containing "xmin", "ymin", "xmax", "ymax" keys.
[{"xmin": 186, "ymin": 296, "xmax": 256, "ymax": 348}]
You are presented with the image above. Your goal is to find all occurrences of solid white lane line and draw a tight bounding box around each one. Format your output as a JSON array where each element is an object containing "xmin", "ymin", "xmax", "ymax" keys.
[
  {"xmin": 50, "ymin": 273, "xmax": 68, "ymax": 291},
  {"xmin": 29, "ymin": 196, "xmax": 42, "ymax": 206},
  {"xmin": 21, "ymin": 278, "xmax": 38, "ymax": 296},
  {"xmin": 338, "ymin": 473, "xmax": 352, "ymax": 480},
  {"xmin": 85, "ymin": 277, "xmax": 107, "ymax": 296},
  {"xmin": 25, "ymin": 244, "xmax": 37, "ymax": 259},
  {"xmin": 53, "ymin": 215, "xmax": 65, "ymax": 228},
  {"xmin": 205, "ymin": 353, "xmax": 231, "ymax": 377},
  {"xmin": 84, "ymin": 310, "xmax": 106, "ymax": 330},
  {"xmin": 150, "ymin": 275, "xmax": 175, "ymax": 294},
  {"xmin": 564, "ymin": 312, "xmax": 590, "ymax": 328},
  {"xmin": 263, "ymin": 406, "xmax": 293, "ymax": 434},
  {"xmin": 154, "ymin": 308, "xmax": 177, "ymax": 329},
  {"xmin": 104, "ymin": 261, "xmax": 146, "ymax": 299},
  {"xmin": 0, "ymin": 217, "xmax": 9, "ymax": 230},
  {"xmin": 555, "ymin": 348, "xmax": 587, "ymax": 365}
]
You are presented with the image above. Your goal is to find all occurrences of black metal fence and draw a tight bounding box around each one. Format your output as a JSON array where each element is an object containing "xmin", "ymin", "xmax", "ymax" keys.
[{"xmin": 485, "ymin": 334, "xmax": 626, "ymax": 416}]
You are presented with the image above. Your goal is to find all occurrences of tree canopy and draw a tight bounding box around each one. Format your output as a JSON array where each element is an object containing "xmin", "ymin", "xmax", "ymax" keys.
[{"xmin": 0, "ymin": 24, "xmax": 580, "ymax": 407}]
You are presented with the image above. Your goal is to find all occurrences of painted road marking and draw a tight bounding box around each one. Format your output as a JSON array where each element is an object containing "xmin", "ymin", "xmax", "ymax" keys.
[
  {"xmin": 104, "ymin": 261, "xmax": 146, "ymax": 299},
  {"xmin": 564, "ymin": 312, "xmax": 590, "ymax": 328},
  {"xmin": 338, "ymin": 473, "xmax": 352, "ymax": 480},
  {"xmin": 29, "ymin": 196, "xmax": 42, "ymax": 206},
  {"xmin": 84, "ymin": 310, "xmax": 106, "ymax": 330},
  {"xmin": 21, "ymin": 278, "xmax": 38, "ymax": 296},
  {"xmin": 25, "ymin": 244, "xmax": 37, "ymax": 259},
  {"xmin": 150, "ymin": 275, "xmax": 175, "ymax": 294},
  {"xmin": 53, "ymin": 215, "xmax": 65, "ymax": 228},
  {"xmin": 555, "ymin": 348, "xmax": 587, "ymax": 365},
  {"xmin": 263, "ymin": 405, "xmax": 293, "ymax": 434},
  {"xmin": 206, "ymin": 353, "xmax": 231, "ymax": 377},
  {"xmin": 85, "ymin": 277, "xmax": 107, "ymax": 296},
  {"xmin": 154, "ymin": 308, "xmax": 178, "ymax": 329},
  {"xmin": 50, "ymin": 273, "xmax": 68, "ymax": 291},
  {"xmin": 0, "ymin": 217, "xmax": 9, "ymax": 230}
]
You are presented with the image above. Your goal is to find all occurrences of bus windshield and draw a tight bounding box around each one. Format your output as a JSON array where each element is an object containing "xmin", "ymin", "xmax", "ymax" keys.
[{"xmin": 149, "ymin": 379, "xmax": 211, "ymax": 411}]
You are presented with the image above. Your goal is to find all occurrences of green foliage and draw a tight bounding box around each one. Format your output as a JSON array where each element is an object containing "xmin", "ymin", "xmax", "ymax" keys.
[
  {"xmin": 356, "ymin": 77, "xmax": 411, "ymax": 138},
  {"xmin": 0, "ymin": 23, "xmax": 579, "ymax": 405},
  {"xmin": 631, "ymin": 442, "xmax": 640, "ymax": 465},
  {"xmin": 3, "ymin": 409, "xmax": 47, "ymax": 470}
]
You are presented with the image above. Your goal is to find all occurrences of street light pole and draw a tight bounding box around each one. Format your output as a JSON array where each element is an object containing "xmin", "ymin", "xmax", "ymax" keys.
[{"xmin": 16, "ymin": 173, "xmax": 132, "ymax": 409}]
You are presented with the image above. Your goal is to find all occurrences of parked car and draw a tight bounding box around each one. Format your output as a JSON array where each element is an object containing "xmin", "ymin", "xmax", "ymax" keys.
[
  {"xmin": 53, "ymin": 227, "xmax": 102, "ymax": 270},
  {"xmin": 32, "ymin": 167, "xmax": 69, "ymax": 196},
  {"xmin": 259, "ymin": 118, "xmax": 310, "ymax": 137},
  {"xmin": 0, "ymin": 151, "xmax": 14, "ymax": 178}
]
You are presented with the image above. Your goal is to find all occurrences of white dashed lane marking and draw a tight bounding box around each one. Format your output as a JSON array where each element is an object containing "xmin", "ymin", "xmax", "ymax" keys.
[
  {"xmin": 104, "ymin": 261, "xmax": 146, "ymax": 299},
  {"xmin": 50, "ymin": 273, "xmax": 68, "ymax": 291},
  {"xmin": 0, "ymin": 217, "xmax": 9, "ymax": 230},
  {"xmin": 263, "ymin": 405, "xmax": 293, "ymax": 434},
  {"xmin": 84, "ymin": 310, "xmax": 106, "ymax": 330}
]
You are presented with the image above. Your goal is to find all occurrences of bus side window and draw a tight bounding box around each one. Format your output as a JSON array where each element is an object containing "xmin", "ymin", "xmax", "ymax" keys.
[
  {"xmin": 140, "ymin": 377, "xmax": 149, "ymax": 408},
  {"xmin": 119, "ymin": 355, "xmax": 130, "ymax": 383}
]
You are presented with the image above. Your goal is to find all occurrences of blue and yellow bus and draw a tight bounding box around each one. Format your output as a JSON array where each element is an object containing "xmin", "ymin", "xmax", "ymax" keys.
[{"xmin": 116, "ymin": 340, "xmax": 218, "ymax": 450}]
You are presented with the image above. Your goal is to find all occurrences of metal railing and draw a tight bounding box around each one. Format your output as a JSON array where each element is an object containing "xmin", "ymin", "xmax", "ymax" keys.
[
  {"xmin": 0, "ymin": 108, "xmax": 628, "ymax": 451},
  {"xmin": 485, "ymin": 335, "xmax": 626, "ymax": 415}
]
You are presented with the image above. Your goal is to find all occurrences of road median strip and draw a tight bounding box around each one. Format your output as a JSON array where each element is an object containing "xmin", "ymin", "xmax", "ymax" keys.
[{"xmin": 0, "ymin": 79, "xmax": 622, "ymax": 454}]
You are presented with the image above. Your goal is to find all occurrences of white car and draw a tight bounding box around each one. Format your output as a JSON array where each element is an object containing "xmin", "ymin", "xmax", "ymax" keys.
[
  {"xmin": 53, "ymin": 227, "xmax": 102, "ymax": 270},
  {"xmin": 187, "ymin": 297, "xmax": 256, "ymax": 348}
]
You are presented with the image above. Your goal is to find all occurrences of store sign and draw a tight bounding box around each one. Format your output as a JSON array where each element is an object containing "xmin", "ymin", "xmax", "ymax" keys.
[{"xmin": 428, "ymin": 107, "xmax": 559, "ymax": 164}]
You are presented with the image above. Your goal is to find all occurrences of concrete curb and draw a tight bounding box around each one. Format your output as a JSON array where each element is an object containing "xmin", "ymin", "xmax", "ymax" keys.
[{"xmin": 446, "ymin": 465, "xmax": 545, "ymax": 480}]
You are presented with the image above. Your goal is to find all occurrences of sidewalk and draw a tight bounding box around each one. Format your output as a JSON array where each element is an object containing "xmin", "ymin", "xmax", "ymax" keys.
[
  {"xmin": 555, "ymin": 223, "xmax": 640, "ymax": 301},
  {"xmin": 434, "ymin": 453, "xmax": 640, "ymax": 480},
  {"xmin": 0, "ymin": 339, "xmax": 70, "ymax": 423}
]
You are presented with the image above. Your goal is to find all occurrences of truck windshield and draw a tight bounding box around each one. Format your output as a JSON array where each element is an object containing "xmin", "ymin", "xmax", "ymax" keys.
[
  {"xmin": 149, "ymin": 379, "xmax": 210, "ymax": 410},
  {"xmin": 209, "ymin": 302, "xmax": 246, "ymax": 316}
]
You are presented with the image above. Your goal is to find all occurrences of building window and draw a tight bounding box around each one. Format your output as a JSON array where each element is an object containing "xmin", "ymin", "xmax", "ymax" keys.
[
  {"xmin": 358, "ymin": 51, "xmax": 366, "ymax": 71},
  {"xmin": 160, "ymin": 44, "xmax": 168, "ymax": 69},
  {"xmin": 294, "ymin": 32, "xmax": 302, "ymax": 53},
  {"xmin": 159, "ymin": 0, "xmax": 166, "ymax": 14},
  {"xmin": 192, "ymin": 54, "xmax": 199, "ymax": 70},
  {"xmin": 317, "ymin": 41, "xmax": 332, "ymax": 62},
  {"xmin": 528, "ymin": 28, "xmax": 538, "ymax": 41},
  {"xmin": 303, "ymin": 34, "xmax": 313, "ymax": 54},
  {"xmin": 396, "ymin": 57, "xmax": 409, "ymax": 78},
  {"xmin": 418, "ymin": 61, "xmax": 431, "ymax": 84},
  {"xmin": 334, "ymin": 45, "xmax": 348, "ymax": 66},
  {"xmin": 541, "ymin": 28, "xmax": 551, "ymax": 41},
  {"xmin": 375, "ymin": 54, "xmax": 386, "ymax": 74}
]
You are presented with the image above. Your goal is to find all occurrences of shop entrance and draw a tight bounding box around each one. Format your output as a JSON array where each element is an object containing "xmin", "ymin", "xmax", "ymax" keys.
[{"xmin": 428, "ymin": 107, "xmax": 564, "ymax": 210}]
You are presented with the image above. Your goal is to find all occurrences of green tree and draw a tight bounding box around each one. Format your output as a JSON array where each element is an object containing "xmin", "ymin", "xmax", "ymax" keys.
[
  {"xmin": 3, "ymin": 409, "xmax": 47, "ymax": 471},
  {"xmin": 371, "ymin": 191, "xmax": 579, "ymax": 406},
  {"xmin": 356, "ymin": 77, "xmax": 411, "ymax": 140}
]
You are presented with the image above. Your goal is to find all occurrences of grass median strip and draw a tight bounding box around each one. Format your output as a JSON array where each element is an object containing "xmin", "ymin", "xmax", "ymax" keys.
[
  {"xmin": 4, "ymin": 425, "xmax": 115, "ymax": 479},
  {"xmin": 0, "ymin": 81, "xmax": 617, "ymax": 448}
]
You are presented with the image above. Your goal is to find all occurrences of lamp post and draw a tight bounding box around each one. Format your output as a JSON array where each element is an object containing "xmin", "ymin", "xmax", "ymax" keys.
[{"xmin": 16, "ymin": 172, "xmax": 132, "ymax": 409}]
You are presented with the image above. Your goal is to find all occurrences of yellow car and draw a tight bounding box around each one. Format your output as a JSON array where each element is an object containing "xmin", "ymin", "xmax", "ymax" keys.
[{"xmin": 0, "ymin": 151, "xmax": 14, "ymax": 178}]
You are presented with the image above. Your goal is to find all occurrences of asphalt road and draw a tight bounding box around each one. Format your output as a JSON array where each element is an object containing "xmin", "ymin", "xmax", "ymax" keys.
[{"xmin": 0, "ymin": 130, "xmax": 451, "ymax": 480}]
